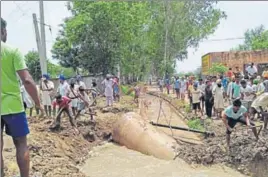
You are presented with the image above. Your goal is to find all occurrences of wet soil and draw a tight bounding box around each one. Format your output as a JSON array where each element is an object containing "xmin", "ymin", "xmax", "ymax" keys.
[
  {"xmin": 177, "ymin": 121, "xmax": 268, "ymax": 177},
  {"xmin": 151, "ymin": 88, "xmax": 268, "ymax": 177},
  {"xmin": 3, "ymin": 96, "xmax": 135, "ymax": 177}
]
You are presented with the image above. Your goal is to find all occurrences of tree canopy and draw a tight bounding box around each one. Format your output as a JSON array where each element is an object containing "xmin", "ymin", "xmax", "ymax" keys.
[
  {"xmin": 52, "ymin": 1, "xmax": 225, "ymax": 81},
  {"xmin": 24, "ymin": 50, "xmax": 75, "ymax": 81},
  {"xmin": 208, "ymin": 63, "xmax": 228, "ymax": 75},
  {"xmin": 232, "ymin": 25, "xmax": 268, "ymax": 51}
]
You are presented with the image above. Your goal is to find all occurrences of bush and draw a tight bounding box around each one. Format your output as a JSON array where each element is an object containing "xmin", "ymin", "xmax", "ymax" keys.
[
  {"xmin": 185, "ymin": 104, "xmax": 191, "ymax": 113},
  {"xmin": 187, "ymin": 118, "xmax": 205, "ymax": 131},
  {"xmin": 121, "ymin": 85, "xmax": 135, "ymax": 97}
]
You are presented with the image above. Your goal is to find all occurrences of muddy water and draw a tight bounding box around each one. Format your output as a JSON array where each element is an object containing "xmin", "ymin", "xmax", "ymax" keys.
[{"xmin": 81, "ymin": 143, "xmax": 247, "ymax": 177}]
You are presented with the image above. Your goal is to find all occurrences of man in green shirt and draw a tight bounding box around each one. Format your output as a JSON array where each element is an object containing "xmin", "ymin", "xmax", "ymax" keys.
[{"xmin": 1, "ymin": 18, "xmax": 44, "ymax": 177}]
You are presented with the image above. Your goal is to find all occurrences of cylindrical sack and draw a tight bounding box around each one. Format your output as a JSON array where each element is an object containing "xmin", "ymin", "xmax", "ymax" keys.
[{"xmin": 112, "ymin": 112, "xmax": 177, "ymax": 160}]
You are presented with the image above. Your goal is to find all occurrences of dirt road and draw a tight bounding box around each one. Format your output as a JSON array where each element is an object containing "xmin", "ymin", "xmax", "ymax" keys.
[{"xmin": 144, "ymin": 93, "xmax": 202, "ymax": 144}]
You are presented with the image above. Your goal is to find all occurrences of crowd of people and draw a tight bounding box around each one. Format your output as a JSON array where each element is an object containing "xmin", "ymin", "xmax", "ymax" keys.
[
  {"xmin": 1, "ymin": 17, "xmax": 121, "ymax": 176},
  {"xmin": 1, "ymin": 16, "xmax": 268, "ymax": 177},
  {"xmin": 21, "ymin": 73, "xmax": 123, "ymax": 131},
  {"xmin": 158, "ymin": 65, "xmax": 268, "ymax": 147}
]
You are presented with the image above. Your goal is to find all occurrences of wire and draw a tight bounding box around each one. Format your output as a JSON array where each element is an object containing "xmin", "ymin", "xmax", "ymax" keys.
[
  {"xmin": 13, "ymin": 1, "xmax": 33, "ymax": 22},
  {"xmin": 11, "ymin": 1, "xmax": 58, "ymax": 32},
  {"xmin": 7, "ymin": 1, "xmax": 29, "ymax": 19},
  {"xmin": 203, "ymin": 37, "xmax": 245, "ymax": 42}
]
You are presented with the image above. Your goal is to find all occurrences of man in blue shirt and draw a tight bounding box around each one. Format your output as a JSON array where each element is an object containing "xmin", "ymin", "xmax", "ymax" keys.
[
  {"xmin": 221, "ymin": 76, "xmax": 228, "ymax": 99},
  {"xmin": 165, "ymin": 78, "xmax": 170, "ymax": 95},
  {"xmin": 174, "ymin": 77, "xmax": 180, "ymax": 99},
  {"xmin": 222, "ymin": 99, "xmax": 259, "ymax": 148}
]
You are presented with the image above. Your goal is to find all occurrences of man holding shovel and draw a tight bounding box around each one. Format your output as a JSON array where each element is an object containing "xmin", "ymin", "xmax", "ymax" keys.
[
  {"xmin": 222, "ymin": 99, "xmax": 259, "ymax": 148},
  {"xmin": 50, "ymin": 94, "xmax": 78, "ymax": 133}
]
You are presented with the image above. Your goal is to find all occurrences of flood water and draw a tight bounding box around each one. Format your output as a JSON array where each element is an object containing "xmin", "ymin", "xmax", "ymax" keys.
[{"xmin": 81, "ymin": 143, "xmax": 247, "ymax": 177}]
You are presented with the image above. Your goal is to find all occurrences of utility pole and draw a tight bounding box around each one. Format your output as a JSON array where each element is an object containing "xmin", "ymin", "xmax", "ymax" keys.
[
  {"xmin": 33, "ymin": 13, "xmax": 45, "ymax": 75},
  {"xmin": 39, "ymin": 0, "xmax": 47, "ymax": 73}
]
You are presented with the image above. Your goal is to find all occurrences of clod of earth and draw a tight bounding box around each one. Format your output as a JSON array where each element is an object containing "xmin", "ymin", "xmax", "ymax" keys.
[{"xmin": 100, "ymin": 106, "xmax": 132, "ymax": 113}]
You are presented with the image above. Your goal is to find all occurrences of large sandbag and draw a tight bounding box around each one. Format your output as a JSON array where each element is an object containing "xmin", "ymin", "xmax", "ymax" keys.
[{"xmin": 112, "ymin": 112, "xmax": 177, "ymax": 160}]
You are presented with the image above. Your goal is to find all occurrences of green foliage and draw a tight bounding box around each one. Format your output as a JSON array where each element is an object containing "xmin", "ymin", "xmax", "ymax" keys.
[
  {"xmin": 208, "ymin": 63, "xmax": 228, "ymax": 75},
  {"xmin": 24, "ymin": 50, "xmax": 41, "ymax": 81},
  {"xmin": 47, "ymin": 61, "xmax": 75, "ymax": 79},
  {"xmin": 52, "ymin": 1, "xmax": 225, "ymax": 80},
  {"xmin": 121, "ymin": 85, "xmax": 135, "ymax": 97},
  {"xmin": 185, "ymin": 104, "xmax": 192, "ymax": 113},
  {"xmin": 232, "ymin": 25, "xmax": 268, "ymax": 51},
  {"xmin": 24, "ymin": 50, "xmax": 75, "ymax": 81},
  {"xmin": 187, "ymin": 118, "xmax": 205, "ymax": 131}
]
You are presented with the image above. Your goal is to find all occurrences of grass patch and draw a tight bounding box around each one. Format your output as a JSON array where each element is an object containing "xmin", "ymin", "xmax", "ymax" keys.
[
  {"xmin": 187, "ymin": 118, "xmax": 205, "ymax": 131},
  {"xmin": 184, "ymin": 104, "xmax": 191, "ymax": 113},
  {"xmin": 121, "ymin": 85, "xmax": 135, "ymax": 97}
]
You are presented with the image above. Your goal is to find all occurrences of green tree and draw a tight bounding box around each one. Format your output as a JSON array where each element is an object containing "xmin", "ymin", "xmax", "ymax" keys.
[
  {"xmin": 208, "ymin": 63, "xmax": 228, "ymax": 75},
  {"xmin": 24, "ymin": 50, "xmax": 41, "ymax": 81},
  {"xmin": 25, "ymin": 50, "xmax": 75, "ymax": 80},
  {"xmin": 232, "ymin": 25, "xmax": 268, "ymax": 51},
  {"xmin": 52, "ymin": 1, "xmax": 225, "ymax": 80}
]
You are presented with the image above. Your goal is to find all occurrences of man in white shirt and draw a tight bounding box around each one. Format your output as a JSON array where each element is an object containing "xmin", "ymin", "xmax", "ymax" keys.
[
  {"xmin": 240, "ymin": 80, "xmax": 255, "ymax": 111},
  {"xmin": 227, "ymin": 76, "xmax": 235, "ymax": 102},
  {"xmin": 251, "ymin": 93, "xmax": 268, "ymax": 130},
  {"xmin": 211, "ymin": 76, "xmax": 217, "ymax": 90},
  {"xmin": 198, "ymin": 79, "xmax": 206, "ymax": 113},
  {"xmin": 76, "ymin": 75, "xmax": 86, "ymax": 89},
  {"xmin": 246, "ymin": 63, "xmax": 258, "ymax": 79},
  {"xmin": 191, "ymin": 84, "xmax": 203, "ymax": 116},
  {"xmin": 40, "ymin": 74, "xmax": 54, "ymax": 117},
  {"xmin": 57, "ymin": 75, "xmax": 69, "ymax": 97},
  {"xmin": 180, "ymin": 77, "xmax": 187, "ymax": 100}
]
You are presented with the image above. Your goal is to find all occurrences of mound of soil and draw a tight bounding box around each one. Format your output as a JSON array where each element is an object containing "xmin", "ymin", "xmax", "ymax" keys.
[
  {"xmin": 177, "ymin": 121, "xmax": 268, "ymax": 177},
  {"xmin": 3, "ymin": 96, "xmax": 135, "ymax": 177}
]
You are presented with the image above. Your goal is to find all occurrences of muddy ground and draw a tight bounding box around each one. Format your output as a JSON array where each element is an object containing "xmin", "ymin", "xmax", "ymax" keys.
[
  {"xmin": 177, "ymin": 120, "xmax": 268, "ymax": 177},
  {"xmin": 150, "ymin": 91, "xmax": 268, "ymax": 177},
  {"xmin": 3, "ymin": 91, "xmax": 268, "ymax": 177},
  {"xmin": 3, "ymin": 96, "xmax": 135, "ymax": 177}
]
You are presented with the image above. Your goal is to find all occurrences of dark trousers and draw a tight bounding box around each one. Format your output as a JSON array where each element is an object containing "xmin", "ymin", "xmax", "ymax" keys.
[
  {"xmin": 205, "ymin": 100, "xmax": 213, "ymax": 118},
  {"xmin": 226, "ymin": 116, "xmax": 255, "ymax": 134},
  {"xmin": 55, "ymin": 107, "xmax": 76, "ymax": 127}
]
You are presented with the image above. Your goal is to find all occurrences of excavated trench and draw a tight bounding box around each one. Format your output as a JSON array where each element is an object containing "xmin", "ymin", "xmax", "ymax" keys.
[
  {"xmin": 3, "ymin": 94, "xmax": 267, "ymax": 177},
  {"xmin": 80, "ymin": 94, "xmax": 250, "ymax": 177}
]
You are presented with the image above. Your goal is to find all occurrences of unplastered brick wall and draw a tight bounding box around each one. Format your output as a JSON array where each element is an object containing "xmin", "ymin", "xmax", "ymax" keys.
[{"xmin": 210, "ymin": 49, "xmax": 268, "ymax": 72}]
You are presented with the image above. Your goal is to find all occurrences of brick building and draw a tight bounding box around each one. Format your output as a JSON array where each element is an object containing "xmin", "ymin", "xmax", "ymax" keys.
[{"xmin": 202, "ymin": 49, "xmax": 268, "ymax": 76}]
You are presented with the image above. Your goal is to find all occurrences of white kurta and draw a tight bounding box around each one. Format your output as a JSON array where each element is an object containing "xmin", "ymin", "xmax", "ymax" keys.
[
  {"xmin": 102, "ymin": 79, "xmax": 114, "ymax": 97},
  {"xmin": 21, "ymin": 85, "xmax": 34, "ymax": 108},
  {"xmin": 67, "ymin": 85, "xmax": 79, "ymax": 107},
  {"xmin": 41, "ymin": 80, "xmax": 54, "ymax": 105},
  {"xmin": 77, "ymin": 81, "xmax": 86, "ymax": 89},
  {"xmin": 57, "ymin": 81, "xmax": 69, "ymax": 97},
  {"xmin": 213, "ymin": 86, "xmax": 224, "ymax": 110}
]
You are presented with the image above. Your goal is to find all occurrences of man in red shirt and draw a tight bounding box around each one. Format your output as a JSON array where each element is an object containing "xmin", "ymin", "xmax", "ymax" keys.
[
  {"xmin": 50, "ymin": 94, "xmax": 77, "ymax": 131},
  {"xmin": 226, "ymin": 68, "xmax": 233, "ymax": 78}
]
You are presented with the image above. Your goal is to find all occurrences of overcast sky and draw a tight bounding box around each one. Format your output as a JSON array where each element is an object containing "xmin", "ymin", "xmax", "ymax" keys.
[{"xmin": 2, "ymin": 1, "xmax": 268, "ymax": 72}]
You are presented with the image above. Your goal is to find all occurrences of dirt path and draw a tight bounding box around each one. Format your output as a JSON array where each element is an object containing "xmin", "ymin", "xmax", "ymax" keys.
[{"xmin": 144, "ymin": 93, "xmax": 201, "ymax": 144}]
